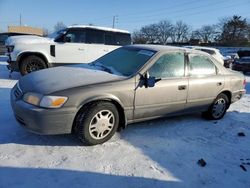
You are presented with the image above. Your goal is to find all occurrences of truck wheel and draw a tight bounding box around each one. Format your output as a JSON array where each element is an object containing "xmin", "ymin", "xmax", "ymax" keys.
[
  {"xmin": 75, "ymin": 102, "xmax": 119, "ymax": 145},
  {"xmin": 20, "ymin": 55, "xmax": 47, "ymax": 75}
]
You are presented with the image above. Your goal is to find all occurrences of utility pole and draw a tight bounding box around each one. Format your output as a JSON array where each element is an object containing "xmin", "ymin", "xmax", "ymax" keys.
[
  {"xmin": 112, "ymin": 15, "xmax": 118, "ymax": 28},
  {"xmin": 19, "ymin": 13, "xmax": 22, "ymax": 26}
]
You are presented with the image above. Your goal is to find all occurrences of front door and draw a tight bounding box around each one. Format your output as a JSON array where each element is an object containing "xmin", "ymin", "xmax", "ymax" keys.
[
  {"xmin": 55, "ymin": 28, "xmax": 86, "ymax": 64},
  {"xmin": 134, "ymin": 51, "xmax": 188, "ymax": 120}
]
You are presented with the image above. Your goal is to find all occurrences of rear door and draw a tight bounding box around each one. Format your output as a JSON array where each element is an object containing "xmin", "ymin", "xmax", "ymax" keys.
[{"xmin": 187, "ymin": 53, "xmax": 224, "ymax": 110}]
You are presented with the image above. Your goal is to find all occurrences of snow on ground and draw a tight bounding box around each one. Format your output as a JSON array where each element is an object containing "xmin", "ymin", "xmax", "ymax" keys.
[{"xmin": 0, "ymin": 57, "xmax": 249, "ymax": 188}]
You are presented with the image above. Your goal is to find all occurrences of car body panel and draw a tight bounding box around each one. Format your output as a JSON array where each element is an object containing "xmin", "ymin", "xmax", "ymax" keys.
[{"xmin": 10, "ymin": 45, "xmax": 246, "ymax": 135}]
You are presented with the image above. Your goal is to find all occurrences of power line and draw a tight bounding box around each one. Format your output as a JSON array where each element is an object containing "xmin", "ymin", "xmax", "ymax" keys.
[
  {"xmin": 90, "ymin": 0, "xmax": 200, "ymax": 24},
  {"xmin": 120, "ymin": 1, "xmax": 249, "ymax": 25},
  {"xmin": 120, "ymin": 0, "xmax": 236, "ymax": 24}
]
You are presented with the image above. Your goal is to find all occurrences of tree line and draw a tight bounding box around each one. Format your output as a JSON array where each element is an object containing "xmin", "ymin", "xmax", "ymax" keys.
[{"xmin": 132, "ymin": 15, "xmax": 250, "ymax": 46}]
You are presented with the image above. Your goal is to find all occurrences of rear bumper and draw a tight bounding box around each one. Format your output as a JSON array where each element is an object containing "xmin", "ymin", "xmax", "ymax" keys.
[{"xmin": 231, "ymin": 89, "xmax": 246, "ymax": 103}]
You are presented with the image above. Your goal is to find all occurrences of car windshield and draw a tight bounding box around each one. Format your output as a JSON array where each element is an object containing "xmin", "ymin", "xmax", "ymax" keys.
[
  {"xmin": 92, "ymin": 47, "xmax": 156, "ymax": 76},
  {"xmin": 47, "ymin": 29, "xmax": 67, "ymax": 39}
]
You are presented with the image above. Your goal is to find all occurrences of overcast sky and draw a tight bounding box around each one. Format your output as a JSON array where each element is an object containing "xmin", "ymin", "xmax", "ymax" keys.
[{"xmin": 0, "ymin": 0, "xmax": 249, "ymax": 33}]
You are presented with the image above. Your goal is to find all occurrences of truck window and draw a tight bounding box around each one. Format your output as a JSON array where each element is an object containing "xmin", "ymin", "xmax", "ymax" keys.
[{"xmin": 86, "ymin": 29, "xmax": 104, "ymax": 44}]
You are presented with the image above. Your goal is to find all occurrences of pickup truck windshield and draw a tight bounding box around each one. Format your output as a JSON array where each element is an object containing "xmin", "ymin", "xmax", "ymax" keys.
[{"xmin": 93, "ymin": 47, "xmax": 156, "ymax": 76}]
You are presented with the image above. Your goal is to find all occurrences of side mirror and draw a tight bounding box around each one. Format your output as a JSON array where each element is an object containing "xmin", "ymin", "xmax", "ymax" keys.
[
  {"xmin": 147, "ymin": 76, "xmax": 156, "ymax": 88},
  {"xmin": 139, "ymin": 73, "xmax": 161, "ymax": 88}
]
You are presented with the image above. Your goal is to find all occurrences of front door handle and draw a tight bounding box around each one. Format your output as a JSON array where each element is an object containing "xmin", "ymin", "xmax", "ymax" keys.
[{"xmin": 178, "ymin": 85, "xmax": 187, "ymax": 90}]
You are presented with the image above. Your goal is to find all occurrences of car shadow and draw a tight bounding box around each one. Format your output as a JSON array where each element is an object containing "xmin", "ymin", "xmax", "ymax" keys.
[
  {"xmin": 0, "ymin": 166, "xmax": 177, "ymax": 188},
  {"xmin": 119, "ymin": 110, "xmax": 250, "ymax": 186}
]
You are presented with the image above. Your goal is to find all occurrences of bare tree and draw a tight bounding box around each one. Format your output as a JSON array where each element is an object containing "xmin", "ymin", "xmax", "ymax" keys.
[
  {"xmin": 156, "ymin": 20, "xmax": 173, "ymax": 45},
  {"xmin": 140, "ymin": 24, "xmax": 159, "ymax": 44},
  {"xmin": 191, "ymin": 25, "xmax": 217, "ymax": 43},
  {"xmin": 43, "ymin": 28, "xmax": 49, "ymax": 37},
  {"xmin": 171, "ymin": 21, "xmax": 190, "ymax": 43},
  {"xmin": 54, "ymin": 22, "xmax": 66, "ymax": 32},
  {"xmin": 132, "ymin": 30, "xmax": 147, "ymax": 44}
]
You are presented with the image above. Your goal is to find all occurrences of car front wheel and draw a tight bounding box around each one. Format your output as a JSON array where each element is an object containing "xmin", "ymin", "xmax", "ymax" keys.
[
  {"xmin": 20, "ymin": 55, "xmax": 47, "ymax": 75},
  {"xmin": 75, "ymin": 102, "xmax": 119, "ymax": 145},
  {"xmin": 202, "ymin": 93, "xmax": 229, "ymax": 120}
]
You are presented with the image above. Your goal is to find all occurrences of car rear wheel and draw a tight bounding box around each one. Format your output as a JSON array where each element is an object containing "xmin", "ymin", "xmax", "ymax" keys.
[
  {"xmin": 75, "ymin": 102, "xmax": 119, "ymax": 145},
  {"xmin": 202, "ymin": 93, "xmax": 229, "ymax": 120},
  {"xmin": 20, "ymin": 55, "xmax": 47, "ymax": 75}
]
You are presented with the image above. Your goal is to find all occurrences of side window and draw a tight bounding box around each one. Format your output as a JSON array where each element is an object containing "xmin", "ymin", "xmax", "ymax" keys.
[
  {"xmin": 188, "ymin": 54, "xmax": 216, "ymax": 76},
  {"xmin": 148, "ymin": 52, "xmax": 185, "ymax": 78},
  {"xmin": 104, "ymin": 32, "xmax": 131, "ymax": 46},
  {"xmin": 86, "ymin": 29, "xmax": 104, "ymax": 44},
  {"xmin": 104, "ymin": 32, "xmax": 115, "ymax": 45},
  {"xmin": 65, "ymin": 29, "xmax": 85, "ymax": 43},
  {"xmin": 115, "ymin": 33, "xmax": 131, "ymax": 45}
]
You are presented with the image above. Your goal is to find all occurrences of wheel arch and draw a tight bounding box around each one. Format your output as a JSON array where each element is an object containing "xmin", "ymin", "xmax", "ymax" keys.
[
  {"xmin": 17, "ymin": 52, "xmax": 49, "ymax": 69},
  {"xmin": 220, "ymin": 90, "xmax": 232, "ymax": 105},
  {"xmin": 72, "ymin": 95, "xmax": 127, "ymax": 133}
]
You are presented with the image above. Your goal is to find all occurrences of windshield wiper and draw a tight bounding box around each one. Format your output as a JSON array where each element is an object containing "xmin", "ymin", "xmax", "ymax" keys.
[{"xmin": 91, "ymin": 62, "xmax": 113, "ymax": 74}]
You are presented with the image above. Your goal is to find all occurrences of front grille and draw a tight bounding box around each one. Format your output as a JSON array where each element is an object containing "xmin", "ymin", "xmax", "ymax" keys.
[{"xmin": 14, "ymin": 83, "xmax": 23, "ymax": 99}]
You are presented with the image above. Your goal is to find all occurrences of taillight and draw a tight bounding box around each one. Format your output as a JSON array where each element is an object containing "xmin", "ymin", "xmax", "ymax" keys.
[{"xmin": 243, "ymin": 78, "xmax": 246, "ymax": 87}]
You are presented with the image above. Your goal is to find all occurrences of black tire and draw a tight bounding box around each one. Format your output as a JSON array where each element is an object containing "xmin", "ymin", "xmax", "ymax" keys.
[
  {"xmin": 75, "ymin": 102, "xmax": 119, "ymax": 145},
  {"xmin": 202, "ymin": 93, "xmax": 229, "ymax": 120},
  {"xmin": 20, "ymin": 55, "xmax": 47, "ymax": 75}
]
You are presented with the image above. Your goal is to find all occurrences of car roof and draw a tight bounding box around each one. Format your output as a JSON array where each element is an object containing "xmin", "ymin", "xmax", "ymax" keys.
[
  {"xmin": 185, "ymin": 46, "xmax": 219, "ymax": 52},
  {"xmin": 128, "ymin": 44, "xmax": 205, "ymax": 54},
  {"xmin": 68, "ymin": 25, "xmax": 130, "ymax": 34}
]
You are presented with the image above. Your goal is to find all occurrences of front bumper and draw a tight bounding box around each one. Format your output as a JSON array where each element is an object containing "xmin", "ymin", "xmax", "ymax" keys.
[
  {"xmin": 6, "ymin": 54, "xmax": 19, "ymax": 72},
  {"xmin": 10, "ymin": 86, "xmax": 77, "ymax": 135}
]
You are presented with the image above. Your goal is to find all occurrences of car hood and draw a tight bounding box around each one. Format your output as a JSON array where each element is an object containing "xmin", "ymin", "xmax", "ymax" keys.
[
  {"xmin": 18, "ymin": 66, "xmax": 126, "ymax": 94},
  {"xmin": 5, "ymin": 35, "xmax": 53, "ymax": 45}
]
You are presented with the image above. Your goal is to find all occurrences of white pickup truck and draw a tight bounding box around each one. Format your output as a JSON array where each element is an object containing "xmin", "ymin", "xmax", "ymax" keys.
[{"xmin": 5, "ymin": 25, "xmax": 131, "ymax": 75}]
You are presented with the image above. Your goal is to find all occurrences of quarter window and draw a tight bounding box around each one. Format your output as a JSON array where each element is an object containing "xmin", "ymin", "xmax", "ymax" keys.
[
  {"xmin": 188, "ymin": 54, "xmax": 216, "ymax": 76},
  {"xmin": 148, "ymin": 52, "xmax": 185, "ymax": 78}
]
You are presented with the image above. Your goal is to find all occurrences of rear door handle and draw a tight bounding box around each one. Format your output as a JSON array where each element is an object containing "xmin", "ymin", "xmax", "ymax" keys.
[{"xmin": 178, "ymin": 85, "xmax": 187, "ymax": 90}]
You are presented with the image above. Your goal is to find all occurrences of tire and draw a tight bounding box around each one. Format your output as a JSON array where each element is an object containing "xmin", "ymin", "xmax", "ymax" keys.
[
  {"xmin": 75, "ymin": 102, "xmax": 119, "ymax": 145},
  {"xmin": 20, "ymin": 55, "xmax": 47, "ymax": 75},
  {"xmin": 202, "ymin": 93, "xmax": 229, "ymax": 120}
]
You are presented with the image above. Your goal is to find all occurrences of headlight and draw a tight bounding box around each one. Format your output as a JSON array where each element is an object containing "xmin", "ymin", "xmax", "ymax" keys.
[
  {"xmin": 23, "ymin": 92, "xmax": 42, "ymax": 106},
  {"xmin": 23, "ymin": 92, "xmax": 68, "ymax": 108},
  {"xmin": 40, "ymin": 96, "xmax": 68, "ymax": 108}
]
